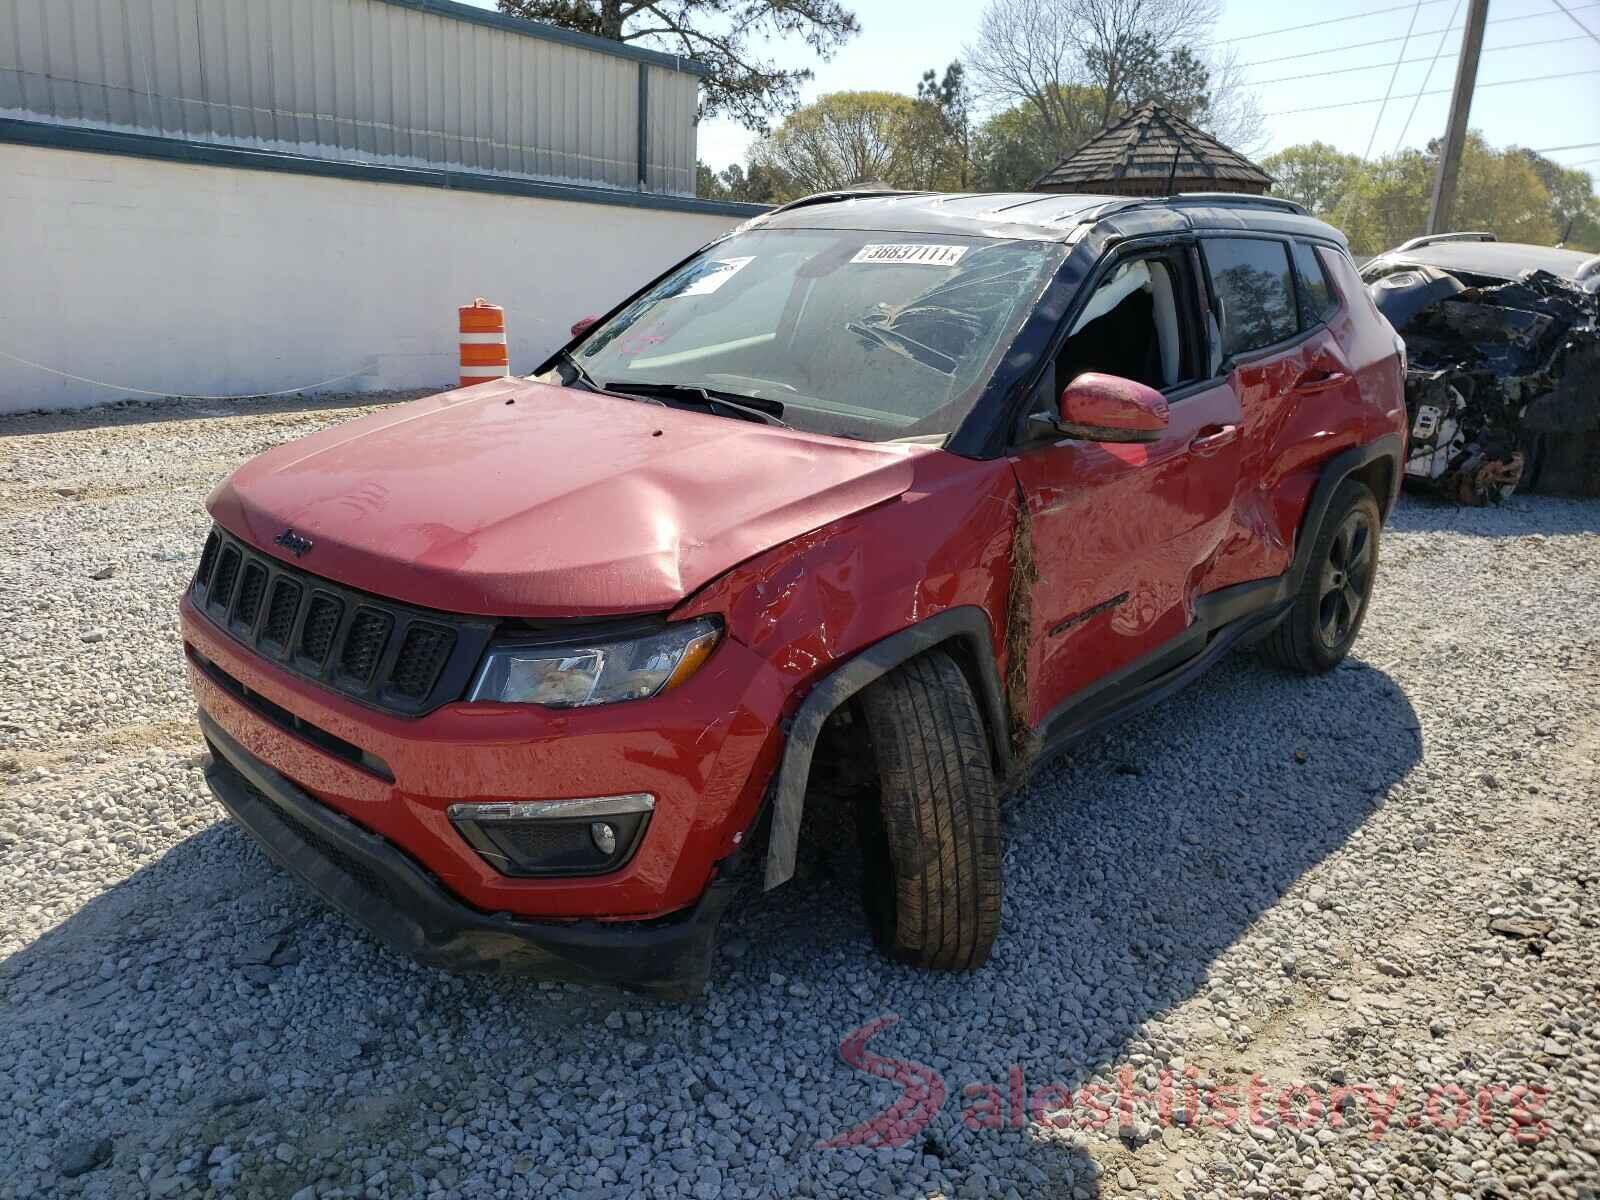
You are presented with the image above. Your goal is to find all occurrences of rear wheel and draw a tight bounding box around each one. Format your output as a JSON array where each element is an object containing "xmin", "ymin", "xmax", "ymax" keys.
[
  {"xmin": 855, "ymin": 649, "xmax": 1002, "ymax": 970},
  {"xmin": 1261, "ymin": 479, "xmax": 1381, "ymax": 674}
]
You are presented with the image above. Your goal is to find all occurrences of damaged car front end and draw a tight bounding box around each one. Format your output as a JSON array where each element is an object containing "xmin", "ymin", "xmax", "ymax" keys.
[{"xmin": 1364, "ymin": 240, "xmax": 1600, "ymax": 503}]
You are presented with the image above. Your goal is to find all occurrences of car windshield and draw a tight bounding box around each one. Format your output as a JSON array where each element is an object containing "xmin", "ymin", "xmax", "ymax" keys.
[{"xmin": 561, "ymin": 228, "xmax": 1062, "ymax": 442}]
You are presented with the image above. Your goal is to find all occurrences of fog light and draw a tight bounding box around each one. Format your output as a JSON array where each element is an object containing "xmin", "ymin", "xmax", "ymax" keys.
[{"xmin": 447, "ymin": 795, "xmax": 653, "ymax": 877}]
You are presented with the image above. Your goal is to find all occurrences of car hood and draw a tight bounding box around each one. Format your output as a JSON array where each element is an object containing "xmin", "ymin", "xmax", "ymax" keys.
[{"xmin": 208, "ymin": 379, "xmax": 924, "ymax": 618}]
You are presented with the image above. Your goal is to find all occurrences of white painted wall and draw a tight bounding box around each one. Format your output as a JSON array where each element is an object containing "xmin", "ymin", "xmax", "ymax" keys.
[{"xmin": 0, "ymin": 143, "xmax": 743, "ymax": 413}]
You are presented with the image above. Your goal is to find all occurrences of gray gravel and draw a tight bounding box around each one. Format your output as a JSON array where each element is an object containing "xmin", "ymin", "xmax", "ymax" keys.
[{"xmin": 2, "ymin": 394, "xmax": 1599, "ymax": 1200}]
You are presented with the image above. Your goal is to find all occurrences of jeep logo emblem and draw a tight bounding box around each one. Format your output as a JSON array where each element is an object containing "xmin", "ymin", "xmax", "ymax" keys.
[{"xmin": 274, "ymin": 528, "xmax": 314, "ymax": 558}]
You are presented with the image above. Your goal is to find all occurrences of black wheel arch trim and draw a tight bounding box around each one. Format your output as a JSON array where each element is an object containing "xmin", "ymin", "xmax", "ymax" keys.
[
  {"xmin": 761, "ymin": 606, "xmax": 1007, "ymax": 890},
  {"xmin": 1285, "ymin": 432, "xmax": 1402, "ymax": 595}
]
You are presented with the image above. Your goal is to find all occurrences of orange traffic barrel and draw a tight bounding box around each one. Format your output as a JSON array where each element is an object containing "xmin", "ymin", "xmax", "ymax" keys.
[{"xmin": 459, "ymin": 298, "xmax": 509, "ymax": 387}]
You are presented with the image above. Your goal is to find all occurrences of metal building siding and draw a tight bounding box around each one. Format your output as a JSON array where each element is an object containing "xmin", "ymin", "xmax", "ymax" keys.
[{"xmin": 0, "ymin": 0, "xmax": 699, "ymax": 193}]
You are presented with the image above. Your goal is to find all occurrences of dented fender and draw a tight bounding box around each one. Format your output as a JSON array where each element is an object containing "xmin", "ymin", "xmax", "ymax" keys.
[{"xmin": 673, "ymin": 451, "xmax": 1021, "ymax": 889}]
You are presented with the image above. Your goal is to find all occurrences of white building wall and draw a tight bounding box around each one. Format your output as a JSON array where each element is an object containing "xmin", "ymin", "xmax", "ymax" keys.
[{"xmin": 0, "ymin": 143, "xmax": 743, "ymax": 413}]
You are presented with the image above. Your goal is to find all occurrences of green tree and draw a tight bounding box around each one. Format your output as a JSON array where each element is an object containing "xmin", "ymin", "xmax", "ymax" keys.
[
  {"xmin": 496, "ymin": 0, "xmax": 858, "ymax": 131},
  {"xmin": 1261, "ymin": 143, "xmax": 1362, "ymax": 217},
  {"xmin": 970, "ymin": 103, "xmax": 1061, "ymax": 191},
  {"xmin": 1451, "ymin": 136, "xmax": 1558, "ymax": 246},
  {"xmin": 751, "ymin": 91, "xmax": 967, "ymax": 198},
  {"xmin": 916, "ymin": 61, "xmax": 973, "ymax": 190},
  {"xmin": 718, "ymin": 162, "xmax": 792, "ymax": 204},
  {"xmin": 1520, "ymin": 150, "xmax": 1600, "ymax": 251},
  {"xmin": 1330, "ymin": 134, "xmax": 1561, "ymax": 257},
  {"xmin": 695, "ymin": 160, "xmax": 728, "ymax": 200}
]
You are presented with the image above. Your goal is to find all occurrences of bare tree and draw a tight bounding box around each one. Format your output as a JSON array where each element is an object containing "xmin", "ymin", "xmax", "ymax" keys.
[
  {"xmin": 966, "ymin": 0, "xmax": 1261, "ymax": 161},
  {"xmin": 965, "ymin": 0, "xmax": 1101, "ymax": 159},
  {"xmin": 1201, "ymin": 47, "xmax": 1267, "ymax": 156},
  {"xmin": 1071, "ymin": 0, "xmax": 1219, "ymax": 126}
]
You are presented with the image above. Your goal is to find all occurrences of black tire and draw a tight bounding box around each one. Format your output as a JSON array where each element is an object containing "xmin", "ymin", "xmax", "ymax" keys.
[
  {"xmin": 855, "ymin": 649, "xmax": 1002, "ymax": 970},
  {"xmin": 1261, "ymin": 479, "xmax": 1382, "ymax": 675}
]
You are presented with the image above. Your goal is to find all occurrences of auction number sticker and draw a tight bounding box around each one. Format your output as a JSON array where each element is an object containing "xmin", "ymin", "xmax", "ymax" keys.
[
  {"xmin": 850, "ymin": 243, "xmax": 968, "ymax": 267},
  {"xmin": 679, "ymin": 256, "xmax": 755, "ymax": 296}
]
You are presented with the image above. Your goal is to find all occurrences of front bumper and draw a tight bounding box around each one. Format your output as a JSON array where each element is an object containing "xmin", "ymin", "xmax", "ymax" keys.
[
  {"xmin": 180, "ymin": 593, "xmax": 787, "ymax": 919},
  {"xmin": 201, "ymin": 711, "xmax": 740, "ymax": 999}
]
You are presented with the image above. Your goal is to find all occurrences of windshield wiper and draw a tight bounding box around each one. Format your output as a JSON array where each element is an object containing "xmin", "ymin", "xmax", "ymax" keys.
[{"xmin": 601, "ymin": 381, "xmax": 790, "ymax": 427}]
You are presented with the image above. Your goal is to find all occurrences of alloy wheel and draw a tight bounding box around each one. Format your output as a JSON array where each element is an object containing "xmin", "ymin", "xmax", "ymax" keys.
[{"xmin": 1316, "ymin": 509, "xmax": 1375, "ymax": 651}]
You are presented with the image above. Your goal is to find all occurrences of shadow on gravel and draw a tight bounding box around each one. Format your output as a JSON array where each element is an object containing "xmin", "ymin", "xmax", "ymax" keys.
[
  {"xmin": 0, "ymin": 652, "xmax": 1420, "ymax": 1198},
  {"xmin": 714, "ymin": 650, "xmax": 1423, "ymax": 1193},
  {"xmin": 1387, "ymin": 491, "xmax": 1600, "ymax": 537},
  {"xmin": 0, "ymin": 390, "xmax": 435, "ymax": 437}
]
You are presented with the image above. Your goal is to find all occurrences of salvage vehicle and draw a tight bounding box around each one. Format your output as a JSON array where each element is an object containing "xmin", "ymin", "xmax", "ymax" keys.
[
  {"xmin": 1362, "ymin": 232, "xmax": 1600, "ymax": 503},
  {"xmin": 183, "ymin": 190, "xmax": 1406, "ymax": 998}
]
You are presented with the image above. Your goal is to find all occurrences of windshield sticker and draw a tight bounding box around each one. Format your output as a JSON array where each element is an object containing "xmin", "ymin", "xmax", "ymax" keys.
[
  {"xmin": 850, "ymin": 243, "xmax": 968, "ymax": 267},
  {"xmin": 677, "ymin": 256, "xmax": 755, "ymax": 296}
]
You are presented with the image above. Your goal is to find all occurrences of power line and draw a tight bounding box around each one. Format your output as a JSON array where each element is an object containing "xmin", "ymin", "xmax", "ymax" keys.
[
  {"xmin": 1364, "ymin": 0, "xmax": 1426, "ymax": 159},
  {"xmin": 1241, "ymin": 34, "xmax": 1580, "ymax": 83},
  {"xmin": 1532, "ymin": 141, "xmax": 1600, "ymax": 152},
  {"xmin": 1395, "ymin": 0, "xmax": 1464, "ymax": 151},
  {"xmin": 1247, "ymin": 37, "xmax": 1572, "ymax": 88},
  {"xmin": 1203, "ymin": 0, "xmax": 1454, "ymax": 46},
  {"xmin": 1236, "ymin": 2, "xmax": 1600, "ymax": 70},
  {"xmin": 1263, "ymin": 67, "xmax": 1600, "ymax": 116},
  {"xmin": 1548, "ymin": 0, "xmax": 1600, "ymax": 45}
]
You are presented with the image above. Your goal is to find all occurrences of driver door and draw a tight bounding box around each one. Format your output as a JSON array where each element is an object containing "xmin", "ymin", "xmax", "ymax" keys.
[{"xmin": 1008, "ymin": 242, "xmax": 1243, "ymax": 730}]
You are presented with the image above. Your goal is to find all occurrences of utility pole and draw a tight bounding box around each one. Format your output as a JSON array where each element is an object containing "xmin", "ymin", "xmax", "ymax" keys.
[{"xmin": 1426, "ymin": 0, "xmax": 1490, "ymax": 234}]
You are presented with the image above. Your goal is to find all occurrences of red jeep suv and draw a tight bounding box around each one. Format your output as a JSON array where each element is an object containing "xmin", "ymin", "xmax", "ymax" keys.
[{"xmin": 183, "ymin": 190, "xmax": 1407, "ymax": 998}]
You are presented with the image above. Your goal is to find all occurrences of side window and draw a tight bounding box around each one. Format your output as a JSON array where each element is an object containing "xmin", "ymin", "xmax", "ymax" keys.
[
  {"xmin": 1292, "ymin": 241, "xmax": 1340, "ymax": 325},
  {"xmin": 1202, "ymin": 238, "xmax": 1298, "ymax": 357},
  {"xmin": 1054, "ymin": 252, "xmax": 1199, "ymax": 395}
]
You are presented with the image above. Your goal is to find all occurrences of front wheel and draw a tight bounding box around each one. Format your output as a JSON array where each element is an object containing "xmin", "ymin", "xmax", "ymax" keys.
[
  {"xmin": 1261, "ymin": 479, "xmax": 1381, "ymax": 674},
  {"xmin": 855, "ymin": 649, "xmax": 1002, "ymax": 970}
]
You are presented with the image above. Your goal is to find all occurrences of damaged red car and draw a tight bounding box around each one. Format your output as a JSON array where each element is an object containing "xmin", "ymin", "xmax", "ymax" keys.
[{"xmin": 183, "ymin": 190, "xmax": 1407, "ymax": 998}]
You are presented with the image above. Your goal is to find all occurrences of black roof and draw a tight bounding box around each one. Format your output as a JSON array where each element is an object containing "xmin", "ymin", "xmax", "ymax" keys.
[{"xmin": 744, "ymin": 189, "xmax": 1346, "ymax": 247}]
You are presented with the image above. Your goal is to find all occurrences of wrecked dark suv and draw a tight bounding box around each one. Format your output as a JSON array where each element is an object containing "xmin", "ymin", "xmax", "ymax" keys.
[
  {"xmin": 1362, "ymin": 233, "xmax": 1600, "ymax": 503},
  {"xmin": 183, "ymin": 189, "xmax": 1406, "ymax": 998}
]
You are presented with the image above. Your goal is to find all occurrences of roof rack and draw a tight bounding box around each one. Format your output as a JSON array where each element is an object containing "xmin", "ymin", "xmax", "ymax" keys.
[
  {"xmin": 1393, "ymin": 231, "xmax": 1497, "ymax": 252},
  {"xmin": 1160, "ymin": 193, "xmax": 1309, "ymax": 216},
  {"xmin": 763, "ymin": 187, "xmax": 929, "ymax": 217}
]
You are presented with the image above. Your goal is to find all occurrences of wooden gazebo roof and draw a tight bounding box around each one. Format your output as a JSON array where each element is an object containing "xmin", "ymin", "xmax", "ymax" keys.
[{"xmin": 1031, "ymin": 101, "xmax": 1272, "ymax": 196}]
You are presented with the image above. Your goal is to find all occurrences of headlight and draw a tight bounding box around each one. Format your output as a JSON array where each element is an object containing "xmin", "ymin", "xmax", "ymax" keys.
[{"xmin": 467, "ymin": 618, "xmax": 720, "ymax": 707}]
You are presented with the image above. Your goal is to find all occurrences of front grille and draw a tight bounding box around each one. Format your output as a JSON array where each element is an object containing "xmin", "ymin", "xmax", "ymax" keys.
[
  {"xmin": 262, "ymin": 579, "xmax": 302, "ymax": 649},
  {"xmin": 210, "ymin": 545, "xmax": 241, "ymax": 613},
  {"xmin": 233, "ymin": 563, "xmax": 268, "ymax": 630},
  {"xmin": 339, "ymin": 609, "xmax": 393, "ymax": 685},
  {"xmin": 300, "ymin": 594, "xmax": 343, "ymax": 664},
  {"xmin": 191, "ymin": 525, "xmax": 495, "ymax": 717},
  {"xmin": 391, "ymin": 624, "xmax": 455, "ymax": 698}
]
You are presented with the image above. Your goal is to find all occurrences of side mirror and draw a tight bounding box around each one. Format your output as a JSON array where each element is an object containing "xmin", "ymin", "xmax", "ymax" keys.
[
  {"xmin": 1034, "ymin": 372, "xmax": 1169, "ymax": 444},
  {"xmin": 570, "ymin": 315, "xmax": 600, "ymax": 338}
]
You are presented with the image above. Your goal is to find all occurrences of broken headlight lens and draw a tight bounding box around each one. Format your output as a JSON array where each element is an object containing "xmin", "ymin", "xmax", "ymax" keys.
[{"xmin": 467, "ymin": 619, "xmax": 720, "ymax": 707}]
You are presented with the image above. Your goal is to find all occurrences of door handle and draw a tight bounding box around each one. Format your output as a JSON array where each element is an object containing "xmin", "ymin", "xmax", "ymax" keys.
[
  {"xmin": 1189, "ymin": 424, "xmax": 1238, "ymax": 455},
  {"xmin": 1296, "ymin": 368, "xmax": 1349, "ymax": 393}
]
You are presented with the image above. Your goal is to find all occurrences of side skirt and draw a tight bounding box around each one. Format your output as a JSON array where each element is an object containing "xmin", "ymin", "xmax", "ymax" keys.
[{"xmin": 1031, "ymin": 575, "xmax": 1291, "ymax": 765}]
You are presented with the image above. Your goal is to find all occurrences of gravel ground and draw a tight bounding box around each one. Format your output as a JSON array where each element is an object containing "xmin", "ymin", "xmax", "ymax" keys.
[{"xmin": 1, "ymin": 394, "xmax": 1598, "ymax": 1200}]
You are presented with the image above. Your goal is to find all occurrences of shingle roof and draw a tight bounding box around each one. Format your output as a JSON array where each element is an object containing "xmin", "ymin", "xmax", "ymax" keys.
[{"xmin": 1031, "ymin": 101, "xmax": 1273, "ymax": 195}]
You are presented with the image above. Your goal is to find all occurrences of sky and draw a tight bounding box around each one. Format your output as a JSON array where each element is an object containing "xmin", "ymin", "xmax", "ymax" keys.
[{"xmin": 460, "ymin": 0, "xmax": 1600, "ymax": 180}]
